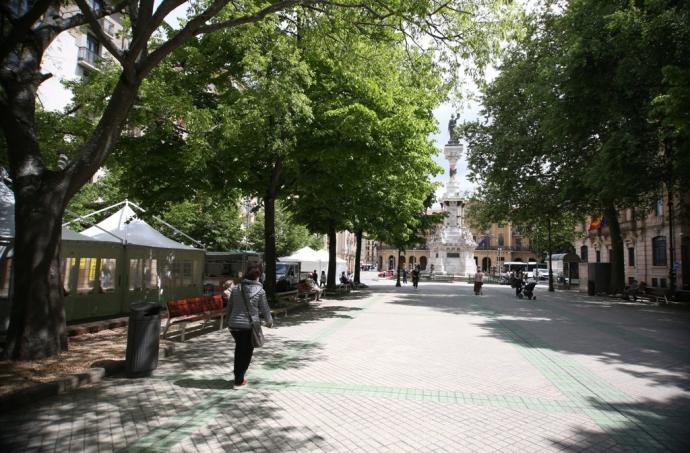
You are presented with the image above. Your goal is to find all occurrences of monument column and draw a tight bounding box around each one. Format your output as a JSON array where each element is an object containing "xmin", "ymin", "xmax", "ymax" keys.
[{"xmin": 427, "ymin": 116, "xmax": 477, "ymax": 278}]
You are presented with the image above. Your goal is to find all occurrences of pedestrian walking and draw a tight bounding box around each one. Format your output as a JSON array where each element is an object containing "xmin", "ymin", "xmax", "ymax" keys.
[
  {"xmin": 411, "ymin": 266, "xmax": 420, "ymax": 289},
  {"xmin": 513, "ymin": 270, "xmax": 524, "ymax": 297},
  {"xmin": 402, "ymin": 268, "xmax": 408, "ymax": 285},
  {"xmin": 312, "ymin": 269, "xmax": 319, "ymax": 286},
  {"xmin": 320, "ymin": 270, "xmax": 327, "ymax": 288},
  {"xmin": 473, "ymin": 269, "xmax": 484, "ymax": 295},
  {"xmin": 227, "ymin": 264, "xmax": 273, "ymax": 387}
]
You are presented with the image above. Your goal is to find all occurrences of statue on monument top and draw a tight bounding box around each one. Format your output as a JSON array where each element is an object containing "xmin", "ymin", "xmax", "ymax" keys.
[{"xmin": 448, "ymin": 113, "xmax": 460, "ymax": 143}]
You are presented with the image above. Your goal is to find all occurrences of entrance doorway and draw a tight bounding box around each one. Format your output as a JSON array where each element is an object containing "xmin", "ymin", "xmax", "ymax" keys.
[{"xmin": 481, "ymin": 257, "xmax": 491, "ymax": 272}]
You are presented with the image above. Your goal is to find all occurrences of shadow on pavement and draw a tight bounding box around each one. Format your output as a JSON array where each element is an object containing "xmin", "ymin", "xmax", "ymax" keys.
[
  {"xmin": 549, "ymin": 394, "xmax": 690, "ymax": 452},
  {"xmin": 274, "ymin": 304, "xmax": 364, "ymax": 328},
  {"xmin": 0, "ymin": 324, "xmax": 330, "ymax": 451},
  {"xmin": 386, "ymin": 284, "xmax": 690, "ymax": 450}
]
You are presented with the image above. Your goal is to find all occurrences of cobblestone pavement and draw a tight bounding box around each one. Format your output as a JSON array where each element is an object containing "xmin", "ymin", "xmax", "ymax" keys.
[{"xmin": 2, "ymin": 274, "xmax": 689, "ymax": 452}]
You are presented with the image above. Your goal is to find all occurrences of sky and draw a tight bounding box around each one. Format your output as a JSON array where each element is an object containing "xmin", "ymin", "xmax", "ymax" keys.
[{"xmin": 430, "ymin": 99, "xmax": 482, "ymax": 200}]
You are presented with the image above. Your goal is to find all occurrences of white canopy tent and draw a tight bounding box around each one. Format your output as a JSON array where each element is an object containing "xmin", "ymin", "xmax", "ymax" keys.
[
  {"xmin": 278, "ymin": 246, "xmax": 347, "ymax": 278},
  {"xmin": 80, "ymin": 204, "xmax": 199, "ymax": 250}
]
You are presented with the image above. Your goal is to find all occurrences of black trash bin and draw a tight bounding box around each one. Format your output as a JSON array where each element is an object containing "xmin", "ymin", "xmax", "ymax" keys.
[{"xmin": 125, "ymin": 303, "xmax": 162, "ymax": 378}]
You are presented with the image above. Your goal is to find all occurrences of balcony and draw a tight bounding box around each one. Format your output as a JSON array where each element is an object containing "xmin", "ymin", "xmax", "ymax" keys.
[{"xmin": 77, "ymin": 47, "xmax": 101, "ymax": 70}]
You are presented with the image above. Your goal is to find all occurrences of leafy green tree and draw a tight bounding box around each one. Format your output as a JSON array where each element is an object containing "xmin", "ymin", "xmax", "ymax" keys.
[
  {"xmin": 287, "ymin": 25, "xmax": 444, "ymax": 288},
  {"xmin": 246, "ymin": 203, "xmax": 323, "ymax": 257},
  {"xmin": 0, "ymin": 0, "xmax": 517, "ymax": 359},
  {"xmin": 465, "ymin": 1, "xmax": 690, "ymax": 293}
]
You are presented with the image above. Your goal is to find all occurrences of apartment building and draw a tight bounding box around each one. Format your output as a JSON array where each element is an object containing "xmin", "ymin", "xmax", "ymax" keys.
[
  {"xmin": 38, "ymin": 1, "xmax": 126, "ymax": 112},
  {"xmin": 574, "ymin": 192, "xmax": 690, "ymax": 291}
]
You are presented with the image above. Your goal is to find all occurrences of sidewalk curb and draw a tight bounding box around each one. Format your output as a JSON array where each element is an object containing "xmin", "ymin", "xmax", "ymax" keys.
[{"xmin": 0, "ymin": 340, "xmax": 176, "ymax": 412}]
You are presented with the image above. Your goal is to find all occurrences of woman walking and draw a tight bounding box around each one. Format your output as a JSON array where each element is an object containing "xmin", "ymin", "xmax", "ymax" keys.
[{"xmin": 228, "ymin": 264, "xmax": 273, "ymax": 387}]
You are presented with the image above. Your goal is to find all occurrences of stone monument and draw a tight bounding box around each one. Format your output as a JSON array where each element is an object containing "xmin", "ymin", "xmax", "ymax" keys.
[{"xmin": 428, "ymin": 116, "xmax": 477, "ymax": 277}]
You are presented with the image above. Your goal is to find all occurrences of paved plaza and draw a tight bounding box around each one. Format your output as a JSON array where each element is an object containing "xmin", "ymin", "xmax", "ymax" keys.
[{"xmin": 1, "ymin": 273, "xmax": 689, "ymax": 452}]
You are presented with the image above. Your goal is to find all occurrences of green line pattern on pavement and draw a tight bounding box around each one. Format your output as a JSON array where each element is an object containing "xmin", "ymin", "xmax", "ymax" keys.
[
  {"xmin": 120, "ymin": 296, "xmax": 382, "ymax": 452},
  {"xmin": 121, "ymin": 290, "xmax": 683, "ymax": 452},
  {"xmin": 258, "ymin": 380, "xmax": 581, "ymax": 414},
  {"xmin": 467, "ymin": 302, "xmax": 671, "ymax": 451}
]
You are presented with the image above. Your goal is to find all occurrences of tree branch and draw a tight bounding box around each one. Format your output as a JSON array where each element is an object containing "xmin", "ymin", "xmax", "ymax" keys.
[
  {"xmin": 0, "ymin": 0, "xmax": 53, "ymax": 63},
  {"xmin": 52, "ymin": 1, "xmax": 127, "ymax": 33},
  {"xmin": 73, "ymin": 0, "xmax": 125, "ymax": 65},
  {"xmin": 196, "ymin": 0, "xmax": 310, "ymax": 34},
  {"xmin": 137, "ymin": 0, "xmax": 231, "ymax": 77},
  {"xmin": 128, "ymin": 0, "xmax": 187, "ymax": 61}
]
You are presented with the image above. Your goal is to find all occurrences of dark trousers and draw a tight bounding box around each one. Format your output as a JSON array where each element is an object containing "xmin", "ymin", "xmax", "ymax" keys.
[{"xmin": 231, "ymin": 329, "xmax": 254, "ymax": 384}]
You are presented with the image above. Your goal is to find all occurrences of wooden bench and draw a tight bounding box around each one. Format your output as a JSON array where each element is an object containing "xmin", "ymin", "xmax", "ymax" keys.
[
  {"xmin": 162, "ymin": 295, "xmax": 224, "ymax": 341},
  {"xmin": 642, "ymin": 287, "xmax": 669, "ymax": 304},
  {"xmin": 275, "ymin": 290, "xmax": 298, "ymax": 303},
  {"xmin": 297, "ymin": 282, "xmax": 321, "ymax": 300}
]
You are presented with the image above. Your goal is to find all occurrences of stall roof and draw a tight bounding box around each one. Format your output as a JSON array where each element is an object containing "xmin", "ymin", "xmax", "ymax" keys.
[
  {"xmin": 278, "ymin": 247, "xmax": 347, "ymax": 275},
  {"xmin": 0, "ymin": 180, "xmax": 103, "ymax": 243},
  {"xmin": 81, "ymin": 205, "xmax": 200, "ymax": 250},
  {"xmin": 546, "ymin": 253, "xmax": 581, "ymax": 262}
]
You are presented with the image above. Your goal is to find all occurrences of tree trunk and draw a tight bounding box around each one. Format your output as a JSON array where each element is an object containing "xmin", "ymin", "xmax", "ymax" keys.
[
  {"xmin": 262, "ymin": 158, "xmax": 284, "ymax": 305},
  {"xmin": 548, "ymin": 219, "xmax": 554, "ymax": 292},
  {"xmin": 354, "ymin": 229, "xmax": 363, "ymax": 285},
  {"xmin": 605, "ymin": 204, "xmax": 625, "ymax": 294},
  {"xmin": 327, "ymin": 222, "xmax": 337, "ymax": 289},
  {"xmin": 396, "ymin": 249, "xmax": 402, "ymax": 287},
  {"xmin": 263, "ymin": 195, "xmax": 277, "ymax": 304},
  {"xmin": 2, "ymin": 43, "xmax": 139, "ymax": 359},
  {"xmin": 4, "ymin": 183, "xmax": 69, "ymax": 360}
]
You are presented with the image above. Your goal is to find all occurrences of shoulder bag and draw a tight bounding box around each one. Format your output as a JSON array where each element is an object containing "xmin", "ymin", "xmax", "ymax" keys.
[{"xmin": 240, "ymin": 285, "xmax": 265, "ymax": 348}]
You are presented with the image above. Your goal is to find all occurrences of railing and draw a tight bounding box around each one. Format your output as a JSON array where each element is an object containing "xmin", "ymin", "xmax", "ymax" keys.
[
  {"xmin": 77, "ymin": 47, "xmax": 100, "ymax": 67},
  {"xmin": 475, "ymin": 245, "xmax": 533, "ymax": 252}
]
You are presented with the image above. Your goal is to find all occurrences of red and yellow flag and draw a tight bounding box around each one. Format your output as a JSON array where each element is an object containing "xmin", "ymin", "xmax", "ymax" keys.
[{"xmin": 588, "ymin": 216, "xmax": 602, "ymax": 231}]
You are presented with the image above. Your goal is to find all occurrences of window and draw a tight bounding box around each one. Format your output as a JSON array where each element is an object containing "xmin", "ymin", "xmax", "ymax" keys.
[
  {"xmin": 86, "ymin": 34, "xmax": 100, "ymax": 56},
  {"xmin": 652, "ymin": 278, "xmax": 658, "ymax": 287},
  {"xmin": 498, "ymin": 234, "xmax": 505, "ymax": 247},
  {"xmin": 0, "ymin": 258, "xmax": 12, "ymax": 298},
  {"xmin": 652, "ymin": 236, "xmax": 667, "ymax": 266},
  {"xmin": 660, "ymin": 278, "xmax": 667, "ymax": 288},
  {"xmin": 144, "ymin": 259, "xmax": 158, "ymax": 289},
  {"xmin": 655, "ymin": 199, "xmax": 664, "ymax": 217},
  {"xmin": 628, "ymin": 247, "xmax": 635, "ymax": 267},
  {"xmin": 171, "ymin": 261, "xmax": 194, "ymax": 287},
  {"xmin": 99, "ymin": 258, "xmax": 117, "ymax": 292},
  {"xmin": 76, "ymin": 257, "xmax": 98, "ymax": 294},
  {"xmin": 129, "ymin": 259, "xmax": 143, "ymax": 290},
  {"xmin": 580, "ymin": 246, "xmax": 589, "ymax": 263},
  {"xmin": 61, "ymin": 258, "xmax": 75, "ymax": 295},
  {"xmin": 596, "ymin": 250, "xmax": 601, "ymax": 263}
]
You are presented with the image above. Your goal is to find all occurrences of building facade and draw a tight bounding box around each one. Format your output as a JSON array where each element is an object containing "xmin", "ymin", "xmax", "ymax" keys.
[
  {"xmin": 574, "ymin": 193, "xmax": 690, "ymax": 291},
  {"xmin": 38, "ymin": 3, "xmax": 126, "ymax": 112},
  {"xmin": 375, "ymin": 221, "xmax": 537, "ymax": 274}
]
